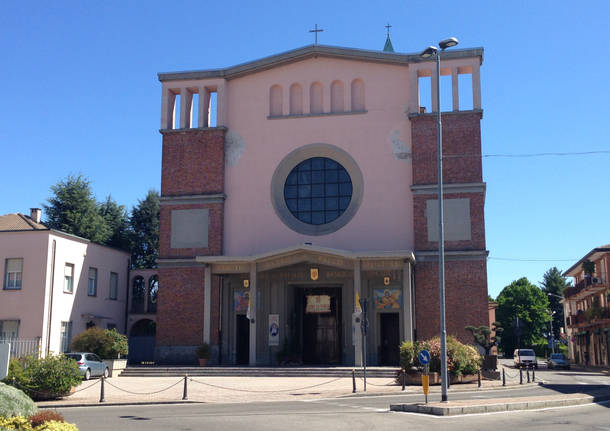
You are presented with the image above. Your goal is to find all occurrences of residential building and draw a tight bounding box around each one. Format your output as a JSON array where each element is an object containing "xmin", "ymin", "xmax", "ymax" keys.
[
  {"xmin": 563, "ymin": 244, "xmax": 610, "ymax": 366},
  {"xmin": 155, "ymin": 40, "xmax": 489, "ymax": 365},
  {"xmin": 0, "ymin": 208, "xmax": 130, "ymax": 357}
]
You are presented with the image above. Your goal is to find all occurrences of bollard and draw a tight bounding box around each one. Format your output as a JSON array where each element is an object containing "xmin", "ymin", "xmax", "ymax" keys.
[
  {"xmin": 532, "ymin": 367, "xmax": 535, "ymax": 382},
  {"xmin": 502, "ymin": 368, "xmax": 506, "ymax": 386},
  {"xmin": 478, "ymin": 369, "xmax": 481, "ymax": 388},
  {"xmin": 401, "ymin": 369, "xmax": 406, "ymax": 391},
  {"xmin": 519, "ymin": 368, "xmax": 523, "ymax": 384},
  {"xmin": 527, "ymin": 367, "xmax": 530, "ymax": 383},
  {"xmin": 99, "ymin": 376, "xmax": 106, "ymax": 403},
  {"xmin": 352, "ymin": 369, "xmax": 356, "ymax": 393},
  {"xmin": 183, "ymin": 374, "xmax": 188, "ymax": 400}
]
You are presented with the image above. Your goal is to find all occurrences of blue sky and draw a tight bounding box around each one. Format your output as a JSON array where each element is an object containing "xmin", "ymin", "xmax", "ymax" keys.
[{"xmin": 2, "ymin": 1, "xmax": 609, "ymax": 298}]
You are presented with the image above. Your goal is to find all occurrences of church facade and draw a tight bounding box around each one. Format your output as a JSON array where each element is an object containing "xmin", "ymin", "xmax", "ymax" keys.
[{"xmin": 155, "ymin": 43, "xmax": 489, "ymax": 366}]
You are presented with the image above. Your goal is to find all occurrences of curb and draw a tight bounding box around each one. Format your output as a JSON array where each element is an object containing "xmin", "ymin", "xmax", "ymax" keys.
[
  {"xmin": 340, "ymin": 382, "xmax": 540, "ymax": 398},
  {"xmin": 389, "ymin": 393, "xmax": 610, "ymax": 416},
  {"xmin": 36, "ymin": 400, "xmax": 202, "ymax": 409}
]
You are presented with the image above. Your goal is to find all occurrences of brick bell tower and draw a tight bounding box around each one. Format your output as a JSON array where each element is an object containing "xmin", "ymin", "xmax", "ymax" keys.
[
  {"xmin": 408, "ymin": 50, "xmax": 489, "ymax": 343},
  {"xmin": 155, "ymin": 83, "xmax": 226, "ymax": 364}
]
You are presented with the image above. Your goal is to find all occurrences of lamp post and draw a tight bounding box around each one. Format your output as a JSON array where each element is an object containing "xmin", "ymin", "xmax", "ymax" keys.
[{"xmin": 420, "ymin": 37, "xmax": 459, "ymax": 403}]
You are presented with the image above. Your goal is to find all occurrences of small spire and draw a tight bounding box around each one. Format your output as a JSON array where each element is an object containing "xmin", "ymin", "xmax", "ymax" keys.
[{"xmin": 383, "ymin": 23, "xmax": 395, "ymax": 52}]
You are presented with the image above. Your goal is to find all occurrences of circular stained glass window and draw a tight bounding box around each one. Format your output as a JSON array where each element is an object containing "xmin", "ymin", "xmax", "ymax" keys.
[{"xmin": 283, "ymin": 157, "xmax": 353, "ymax": 225}]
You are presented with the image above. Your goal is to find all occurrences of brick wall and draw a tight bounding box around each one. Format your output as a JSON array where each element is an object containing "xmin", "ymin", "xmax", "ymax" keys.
[
  {"xmin": 161, "ymin": 128, "xmax": 226, "ymax": 196},
  {"xmin": 414, "ymin": 259, "xmax": 489, "ymax": 343},
  {"xmin": 410, "ymin": 112, "xmax": 483, "ymax": 185}
]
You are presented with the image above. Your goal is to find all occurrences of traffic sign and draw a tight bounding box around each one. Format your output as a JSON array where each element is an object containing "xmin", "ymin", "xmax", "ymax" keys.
[{"xmin": 418, "ymin": 349, "xmax": 431, "ymax": 365}]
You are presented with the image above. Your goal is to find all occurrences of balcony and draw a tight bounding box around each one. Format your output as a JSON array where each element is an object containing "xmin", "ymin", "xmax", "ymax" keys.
[
  {"xmin": 564, "ymin": 277, "xmax": 607, "ymax": 299},
  {"xmin": 567, "ymin": 306, "xmax": 610, "ymax": 328}
]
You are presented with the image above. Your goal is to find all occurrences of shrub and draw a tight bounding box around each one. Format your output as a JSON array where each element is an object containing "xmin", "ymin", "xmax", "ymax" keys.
[
  {"xmin": 70, "ymin": 327, "xmax": 128, "ymax": 358},
  {"xmin": 3, "ymin": 355, "xmax": 81, "ymax": 401},
  {"xmin": 29, "ymin": 411, "xmax": 64, "ymax": 427},
  {"xmin": 0, "ymin": 416, "xmax": 77, "ymax": 431},
  {"xmin": 399, "ymin": 336, "xmax": 482, "ymax": 376},
  {"xmin": 0, "ymin": 382, "xmax": 37, "ymax": 417}
]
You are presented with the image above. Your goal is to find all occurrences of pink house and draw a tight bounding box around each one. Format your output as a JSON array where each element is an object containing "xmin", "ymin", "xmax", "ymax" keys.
[
  {"xmin": 0, "ymin": 209, "xmax": 130, "ymax": 357},
  {"xmin": 155, "ymin": 41, "xmax": 489, "ymax": 366}
]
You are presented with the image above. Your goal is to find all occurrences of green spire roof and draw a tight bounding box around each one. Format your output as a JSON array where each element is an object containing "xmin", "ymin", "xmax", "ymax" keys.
[{"xmin": 383, "ymin": 34, "xmax": 394, "ymax": 52}]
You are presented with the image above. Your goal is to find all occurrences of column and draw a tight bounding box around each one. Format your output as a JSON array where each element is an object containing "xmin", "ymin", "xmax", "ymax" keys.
[
  {"xmin": 431, "ymin": 67, "xmax": 439, "ymax": 113},
  {"xmin": 353, "ymin": 260, "xmax": 362, "ymax": 366},
  {"xmin": 179, "ymin": 88, "xmax": 192, "ymax": 129},
  {"xmin": 402, "ymin": 261, "xmax": 414, "ymax": 342},
  {"xmin": 249, "ymin": 263, "xmax": 257, "ymax": 366},
  {"xmin": 472, "ymin": 62, "xmax": 482, "ymax": 110},
  {"xmin": 203, "ymin": 265, "xmax": 212, "ymax": 344},
  {"xmin": 217, "ymin": 83, "xmax": 226, "ymax": 126},
  {"xmin": 199, "ymin": 86, "xmax": 210, "ymax": 127},
  {"xmin": 303, "ymin": 81, "xmax": 311, "ymax": 114},
  {"xmin": 161, "ymin": 88, "xmax": 176, "ymax": 129},
  {"xmin": 451, "ymin": 67, "xmax": 459, "ymax": 111},
  {"xmin": 408, "ymin": 68, "xmax": 419, "ymax": 114}
]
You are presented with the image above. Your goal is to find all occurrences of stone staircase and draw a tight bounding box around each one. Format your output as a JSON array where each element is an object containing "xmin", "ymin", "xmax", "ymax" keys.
[{"xmin": 119, "ymin": 366, "xmax": 399, "ymax": 378}]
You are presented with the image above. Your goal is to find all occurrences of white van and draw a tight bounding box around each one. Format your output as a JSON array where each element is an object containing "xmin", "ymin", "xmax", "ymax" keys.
[{"xmin": 514, "ymin": 348, "xmax": 538, "ymax": 368}]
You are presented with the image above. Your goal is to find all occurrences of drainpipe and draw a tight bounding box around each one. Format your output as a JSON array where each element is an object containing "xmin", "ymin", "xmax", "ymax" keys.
[
  {"xmin": 124, "ymin": 259, "xmax": 130, "ymax": 335},
  {"xmin": 46, "ymin": 239, "xmax": 57, "ymax": 356}
]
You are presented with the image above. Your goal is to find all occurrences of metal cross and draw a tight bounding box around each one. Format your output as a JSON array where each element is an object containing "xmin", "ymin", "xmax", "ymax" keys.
[
  {"xmin": 385, "ymin": 23, "xmax": 392, "ymax": 36},
  {"xmin": 309, "ymin": 24, "xmax": 323, "ymax": 45}
]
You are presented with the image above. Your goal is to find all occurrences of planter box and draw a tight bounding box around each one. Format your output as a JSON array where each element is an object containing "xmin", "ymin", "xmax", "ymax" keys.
[
  {"xmin": 104, "ymin": 358, "xmax": 127, "ymax": 377},
  {"xmin": 482, "ymin": 355, "xmax": 498, "ymax": 370},
  {"xmin": 403, "ymin": 371, "xmax": 479, "ymax": 385}
]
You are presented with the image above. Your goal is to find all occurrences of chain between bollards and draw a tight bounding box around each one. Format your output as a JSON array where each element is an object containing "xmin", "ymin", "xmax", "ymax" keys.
[
  {"xmin": 352, "ymin": 369, "xmax": 356, "ymax": 393},
  {"xmin": 99, "ymin": 376, "xmax": 105, "ymax": 403},
  {"xmin": 401, "ymin": 369, "xmax": 406, "ymax": 391},
  {"xmin": 183, "ymin": 374, "xmax": 188, "ymax": 400},
  {"xmin": 502, "ymin": 368, "xmax": 506, "ymax": 386}
]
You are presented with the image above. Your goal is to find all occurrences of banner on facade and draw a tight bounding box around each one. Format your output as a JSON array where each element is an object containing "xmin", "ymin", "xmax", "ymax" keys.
[
  {"xmin": 373, "ymin": 288, "xmax": 402, "ymax": 310},
  {"xmin": 268, "ymin": 314, "xmax": 280, "ymax": 346}
]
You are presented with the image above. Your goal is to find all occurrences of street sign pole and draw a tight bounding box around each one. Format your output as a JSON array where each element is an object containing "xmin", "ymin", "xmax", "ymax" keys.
[
  {"xmin": 418, "ymin": 350, "xmax": 431, "ymax": 404},
  {"xmin": 360, "ymin": 298, "xmax": 368, "ymax": 392}
]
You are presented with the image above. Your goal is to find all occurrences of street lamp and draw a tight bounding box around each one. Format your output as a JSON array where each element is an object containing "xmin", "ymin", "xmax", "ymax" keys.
[{"xmin": 420, "ymin": 36, "xmax": 459, "ymax": 403}]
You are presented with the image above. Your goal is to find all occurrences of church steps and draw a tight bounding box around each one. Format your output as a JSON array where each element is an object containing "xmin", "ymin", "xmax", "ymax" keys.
[{"xmin": 118, "ymin": 366, "xmax": 398, "ymax": 378}]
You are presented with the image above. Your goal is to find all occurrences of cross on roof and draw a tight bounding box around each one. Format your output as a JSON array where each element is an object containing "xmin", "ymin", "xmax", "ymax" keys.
[
  {"xmin": 309, "ymin": 24, "xmax": 324, "ymax": 45},
  {"xmin": 385, "ymin": 23, "xmax": 392, "ymax": 36}
]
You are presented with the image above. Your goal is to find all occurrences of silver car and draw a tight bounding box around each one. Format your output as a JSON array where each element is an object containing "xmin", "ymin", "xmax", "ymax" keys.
[
  {"xmin": 547, "ymin": 353, "xmax": 571, "ymax": 370},
  {"xmin": 65, "ymin": 352, "xmax": 109, "ymax": 380}
]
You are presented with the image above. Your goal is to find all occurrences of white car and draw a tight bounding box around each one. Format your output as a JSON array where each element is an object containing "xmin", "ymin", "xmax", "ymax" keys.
[{"xmin": 513, "ymin": 348, "xmax": 538, "ymax": 368}]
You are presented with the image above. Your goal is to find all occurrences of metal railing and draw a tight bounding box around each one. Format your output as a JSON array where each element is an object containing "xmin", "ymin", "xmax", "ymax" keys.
[{"xmin": 0, "ymin": 337, "xmax": 41, "ymax": 359}]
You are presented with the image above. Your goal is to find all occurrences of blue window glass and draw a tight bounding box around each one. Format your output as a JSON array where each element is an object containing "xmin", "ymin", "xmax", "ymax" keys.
[{"xmin": 283, "ymin": 157, "xmax": 353, "ymax": 225}]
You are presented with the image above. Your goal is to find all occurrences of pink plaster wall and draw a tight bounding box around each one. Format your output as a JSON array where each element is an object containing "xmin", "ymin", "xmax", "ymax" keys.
[{"xmin": 221, "ymin": 57, "xmax": 415, "ymax": 255}]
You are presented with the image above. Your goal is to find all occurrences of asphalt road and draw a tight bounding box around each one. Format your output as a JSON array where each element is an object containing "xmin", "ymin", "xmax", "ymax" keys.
[{"xmin": 57, "ymin": 363, "xmax": 610, "ymax": 431}]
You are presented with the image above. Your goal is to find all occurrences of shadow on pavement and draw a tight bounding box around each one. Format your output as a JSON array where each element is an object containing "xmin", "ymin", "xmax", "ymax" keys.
[{"xmin": 541, "ymin": 383, "xmax": 610, "ymax": 408}]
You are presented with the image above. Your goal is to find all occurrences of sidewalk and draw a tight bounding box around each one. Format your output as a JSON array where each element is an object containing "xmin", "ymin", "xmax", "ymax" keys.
[{"xmin": 36, "ymin": 375, "xmax": 528, "ymax": 408}]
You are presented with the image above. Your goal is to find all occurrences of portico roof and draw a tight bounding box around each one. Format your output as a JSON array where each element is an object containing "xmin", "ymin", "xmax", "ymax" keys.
[{"xmin": 193, "ymin": 244, "xmax": 414, "ymax": 273}]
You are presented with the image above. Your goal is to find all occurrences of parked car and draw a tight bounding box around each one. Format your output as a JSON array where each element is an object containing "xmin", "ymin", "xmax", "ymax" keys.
[
  {"xmin": 547, "ymin": 353, "xmax": 570, "ymax": 370},
  {"xmin": 65, "ymin": 352, "xmax": 109, "ymax": 380},
  {"xmin": 513, "ymin": 348, "xmax": 538, "ymax": 368}
]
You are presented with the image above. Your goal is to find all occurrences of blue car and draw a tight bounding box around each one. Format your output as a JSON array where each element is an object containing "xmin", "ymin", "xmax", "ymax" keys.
[
  {"xmin": 65, "ymin": 352, "xmax": 109, "ymax": 380},
  {"xmin": 547, "ymin": 353, "xmax": 570, "ymax": 370}
]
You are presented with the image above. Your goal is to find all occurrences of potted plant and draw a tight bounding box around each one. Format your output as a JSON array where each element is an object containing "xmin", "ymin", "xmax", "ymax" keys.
[{"xmin": 196, "ymin": 343, "xmax": 210, "ymax": 366}]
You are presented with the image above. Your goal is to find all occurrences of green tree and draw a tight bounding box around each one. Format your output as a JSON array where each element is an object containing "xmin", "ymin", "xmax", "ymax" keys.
[
  {"xmin": 130, "ymin": 190, "xmax": 160, "ymax": 268},
  {"xmin": 540, "ymin": 267, "xmax": 571, "ymax": 340},
  {"xmin": 496, "ymin": 277, "xmax": 550, "ymax": 353},
  {"xmin": 99, "ymin": 195, "xmax": 131, "ymax": 250},
  {"xmin": 43, "ymin": 174, "xmax": 110, "ymax": 243}
]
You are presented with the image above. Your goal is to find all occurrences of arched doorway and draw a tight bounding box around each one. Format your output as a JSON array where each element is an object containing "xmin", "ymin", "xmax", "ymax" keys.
[{"xmin": 128, "ymin": 319, "xmax": 156, "ymax": 364}]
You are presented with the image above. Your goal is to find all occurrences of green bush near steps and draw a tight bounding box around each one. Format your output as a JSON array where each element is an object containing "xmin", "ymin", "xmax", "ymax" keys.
[
  {"xmin": 2, "ymin": 354, "xmax": 81, "ymax": 401},
  {"xmin": 0, "ymin": 381, "xmax": 37, "ymax": 418},
  {"xmin": 70, "ymin": 327, "xmax": 128, "ymax": 359},
  {"xmin": 400, "ymin": 335, "xmax": 482, "ymax": 377}
]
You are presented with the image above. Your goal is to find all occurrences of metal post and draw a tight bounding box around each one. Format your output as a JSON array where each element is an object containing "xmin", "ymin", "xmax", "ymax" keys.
[
  {"xmin": 519, "ymin": 368, "xmax": 523, "ymax": 384},
  {"xmin": 478, "ymin": 369, "xmax": 481, "ymax": 388},
  {"xmin": 435, "ymin": 48, "xmax": 449, "ymax": 404},
  {"xmin": 182, "ymin": 374, "xmax": 188, "ymax": 400},
  {"xmin": 352, "ymin": 369, "xmax": 356, "ymax": 393},
  {"xmin": 99, "ymin": 376, "xmax": 106, "ymax": 403},
  {"xmin": 532, "ymin": 367, "xmax": 535, "ymax": 382},
  {"xmin": 527, "ymin": 367, "xmax": 531, "ymax": 383},
  {"xmin": 401, "ymin": 368, "xmax": 406, "ymax": 391},
  {"xmin": 502, "ymin": 368, "xmax": 506, "ymax": 386}
]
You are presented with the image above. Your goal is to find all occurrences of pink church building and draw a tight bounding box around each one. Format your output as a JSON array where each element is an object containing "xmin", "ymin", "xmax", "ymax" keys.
[{"xmin": 155, "ymin": 40, "xmax": 488, "ymax": 366}]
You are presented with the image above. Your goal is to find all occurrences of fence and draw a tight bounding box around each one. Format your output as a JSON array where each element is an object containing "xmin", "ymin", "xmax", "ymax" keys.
[{"xmin": 0, "ymin": 337, "xmax": 41, "ymax": 359}]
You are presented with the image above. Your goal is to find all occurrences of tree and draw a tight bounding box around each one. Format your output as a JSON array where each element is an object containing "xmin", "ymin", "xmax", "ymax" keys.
[
  {"xmin": 466, "ymin": 322, "xmax": 503, "ymax": 355},
  {"xmin": 540, "ymin": 267, "xmax": 571, "ymax": 341},
  {"xmin": 99, "ymin": 195, "xmax": 131, "ymax": 250},
  {"xmin": 130, "ymin": 190, "xmax": 160, "ymax": 268},
  {"xmin": 43, "ymin": 174, "xmax": 110, "ymax": 243},
  {"xmin": 495, "ymin": 277, "xmax": 550, "ymax": 354}
]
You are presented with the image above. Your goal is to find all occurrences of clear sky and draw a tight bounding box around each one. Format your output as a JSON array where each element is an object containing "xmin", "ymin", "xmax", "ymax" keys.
[{"xmin": 2, "ymin": 1, "xmax": 609, "ymax": 298}]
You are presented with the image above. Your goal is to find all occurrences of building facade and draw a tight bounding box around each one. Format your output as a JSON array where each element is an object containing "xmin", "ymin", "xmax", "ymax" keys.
[
  {"xmin": 563, "ymin": 245, "xmax": 610, "ymax": 367},
  {"xmin": 0, "ymin": 209, "xmax": 130, "ymax": 357},
  {"xmin": 156, "ymin": 44, "xmax": 489, "ymax": 366}
]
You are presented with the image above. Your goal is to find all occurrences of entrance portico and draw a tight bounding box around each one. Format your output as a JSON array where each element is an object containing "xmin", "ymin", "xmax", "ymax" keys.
[{"xmin": 197, "ymin": 245, "xmax": 414, "ymax": 366}]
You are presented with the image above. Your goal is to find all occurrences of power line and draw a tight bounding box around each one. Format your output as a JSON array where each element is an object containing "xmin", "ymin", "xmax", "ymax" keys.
[
  {"xmin": 437, "ymin": 150, "xmax": 610, "ymax": 159},
  {"xmin": 488, "ymin": 257, "xmax": 578, "ymax": 262}
]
